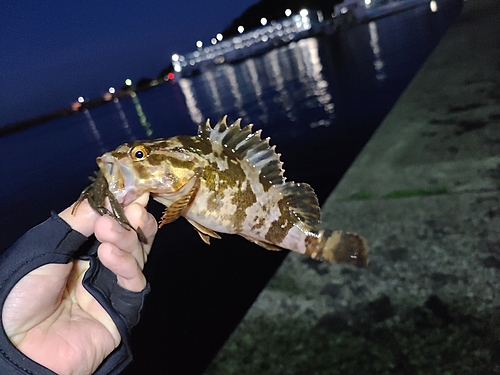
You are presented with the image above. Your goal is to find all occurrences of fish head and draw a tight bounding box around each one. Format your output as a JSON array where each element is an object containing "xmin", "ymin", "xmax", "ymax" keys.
[{"xmin": 97, "ymin": 138, "xmax": 205, "ymax": 206}]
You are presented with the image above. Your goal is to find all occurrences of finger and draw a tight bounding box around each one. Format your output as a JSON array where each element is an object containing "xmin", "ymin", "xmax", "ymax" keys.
[
  {"xmin": 95, "ymin": 215, "xmax": 148, "ymax": 291},
  {"xmin": 98, "ymin": 242, "xmax": 146, "ymax": 292},
  {"xmin": 94, "ymin": 196, "xmax": 157, "ymax": 292},
  {"xmin": 132, "ymin": 192, "xmax": 150, "ymax": 208},
  {"xmin": 94, "ymin": 206, "xmax": 156, "ymax": 267},
  {"xmin": 123, "ymin": 202, "xmax": 158, "ymax": 253},
  {"xmin": 94, "ymin": 215, "xmax": 138, "ymax": 258},
  {"xmin": 59, "ymin": 199, "xmax": 101, "ymax": 237}
]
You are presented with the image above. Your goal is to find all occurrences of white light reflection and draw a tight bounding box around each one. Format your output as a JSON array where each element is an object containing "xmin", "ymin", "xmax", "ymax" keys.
[
  {"xmin": 113, "ymin": 98, "xmax": 133, "ymax": 138},
  {"xmin": 178, "ymin": 78, "xmax": 204, "ymax": 124},
  {"xmin": 243, "ymin": 58, "xmax": 267, "ymax": 121},
  {"xmin": 298, "ymin": 38, "xmax": 335, "ymax": 118},
  {"xmin": 83, "ymin": 109, "xmax": 105, "ymax": 152},
  {"xmin": 176, "ymin": 35, "xmax": 337, "ymax": 130},
  {"xmin": 368, "ymin": 22, "xmax": 386, "ymax": 81},
  {"xmin": 203, "ymin": 71, "xmax": 223, "ymax": 116},
  {"xmin": 130, "ymin": 92, "xmax": 153, "ymax": 136},
  {"xmin": 223, "ymin": 64, "xmax": 247, "ymax": 118}
]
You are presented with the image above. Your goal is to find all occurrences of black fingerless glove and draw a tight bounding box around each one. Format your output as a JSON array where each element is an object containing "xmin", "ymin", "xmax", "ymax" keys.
[{"xmin": 0, "ymin": 212, "xmax": 150, "ymax": 374}]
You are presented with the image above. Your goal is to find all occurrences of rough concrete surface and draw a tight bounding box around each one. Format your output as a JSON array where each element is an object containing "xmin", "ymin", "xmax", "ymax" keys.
[{"xmin": 205, "ymin": 0, "xmax": 500, "ymax": 374}]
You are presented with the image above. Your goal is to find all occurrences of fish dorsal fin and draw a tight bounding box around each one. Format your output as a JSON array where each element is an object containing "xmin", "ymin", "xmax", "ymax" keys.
[
  {"xmin": 279, "ymin": 182, "xmax": 321, "ymax": 227},
  {"xmin": 198, "ymin": 116, "xmax": 285, "ymax": 186}
]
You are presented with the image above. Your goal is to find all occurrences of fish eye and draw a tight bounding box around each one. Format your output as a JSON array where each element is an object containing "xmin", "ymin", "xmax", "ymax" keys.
[{"xmin": 130, "ymin": 144, "xmax": 149, "ymax": 161}]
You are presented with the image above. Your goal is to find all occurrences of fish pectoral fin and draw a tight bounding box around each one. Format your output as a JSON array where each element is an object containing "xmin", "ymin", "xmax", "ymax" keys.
[
  {"xmin": 186, "ymin": 218, "xmax": 221, "ymax": 245},
  {"xmin": 158, "ymin": 178, "xmax": 200, "ymax": 228},
  {"xmin": 241, "ymin": 235, "xmax": 284, "ymax": 251},
  {"xmin": 159, "ymin": 203, "xmax": 184, "ymax": 228}
]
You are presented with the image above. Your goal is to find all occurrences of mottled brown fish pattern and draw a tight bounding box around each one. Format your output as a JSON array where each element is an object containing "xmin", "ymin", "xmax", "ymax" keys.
[{"xmin": 81, "ymin": 117, "xmax": 367, "ymax": 266}]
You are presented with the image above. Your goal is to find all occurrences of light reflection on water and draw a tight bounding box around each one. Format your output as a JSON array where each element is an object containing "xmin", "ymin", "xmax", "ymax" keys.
[{"xmin": 180, "ymin": 37, "xmax": 338, "ymax": 132}]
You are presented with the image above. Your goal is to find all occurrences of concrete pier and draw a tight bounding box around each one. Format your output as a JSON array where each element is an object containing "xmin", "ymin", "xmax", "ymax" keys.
[{"xmin": 205, "ymin": 0, "xmax": 500, "ymax": 373}]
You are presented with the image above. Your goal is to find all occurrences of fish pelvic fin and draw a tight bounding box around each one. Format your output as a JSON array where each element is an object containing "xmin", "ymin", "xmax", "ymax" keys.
[
  {"xmin": 305, "ymin": 230, "xmax": 368, "ymax": 267},
  {"xmin": 186, "ymin": 218, "xmax": 222, "ymax": 245},
  {"xmin": 240, "ymin": 235, "xmax": 284, "ymax": 251}
]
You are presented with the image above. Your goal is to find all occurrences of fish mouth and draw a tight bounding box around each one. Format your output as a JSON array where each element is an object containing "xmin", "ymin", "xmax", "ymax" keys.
[{"xmin": 97, "ymin": 155, "xmax": 126, "ymax": 202}]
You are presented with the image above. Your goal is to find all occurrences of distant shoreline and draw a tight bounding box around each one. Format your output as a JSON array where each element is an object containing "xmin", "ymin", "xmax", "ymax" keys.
[{"xmin": 0, "ymin": 81, "xmax": 162, "ymax": 137}]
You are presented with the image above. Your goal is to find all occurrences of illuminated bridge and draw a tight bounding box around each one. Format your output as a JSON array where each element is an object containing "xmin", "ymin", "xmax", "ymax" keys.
[{"xmin": 172, "ymin": 9, "xmax": 322, "ymax": 77}]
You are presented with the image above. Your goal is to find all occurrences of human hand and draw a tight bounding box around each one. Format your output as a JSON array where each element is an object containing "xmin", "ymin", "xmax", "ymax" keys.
[{"xmin": 2, "ymin": 194, "xmax": 157, "ymax": 375}]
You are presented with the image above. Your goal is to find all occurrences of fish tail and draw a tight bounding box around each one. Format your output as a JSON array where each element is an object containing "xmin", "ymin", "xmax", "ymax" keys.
[{"xmin": 304, "ymin": 230, "xmax": 368, "ymax": 267}]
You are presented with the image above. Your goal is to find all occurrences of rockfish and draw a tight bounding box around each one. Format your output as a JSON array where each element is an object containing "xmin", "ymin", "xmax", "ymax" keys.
[{"xmin": 77, "ymin": 117, "xmax": 367, "ymax": 267}]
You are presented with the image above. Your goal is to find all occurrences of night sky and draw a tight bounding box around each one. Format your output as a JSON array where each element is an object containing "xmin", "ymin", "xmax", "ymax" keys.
[{"xmin": 0, "ymin": 0, "xmax": 258, "ymax": 127}]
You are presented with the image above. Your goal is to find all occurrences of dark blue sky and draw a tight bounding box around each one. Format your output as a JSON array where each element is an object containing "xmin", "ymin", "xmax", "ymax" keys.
[{"xmin": 0, "ymin": 1, "xmax": 258, "ymax": 126}]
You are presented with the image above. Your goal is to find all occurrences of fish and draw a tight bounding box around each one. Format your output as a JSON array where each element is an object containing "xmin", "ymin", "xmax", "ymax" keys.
[{"xmin": 75, "ymin": 117, "xmax": 367, "ymax": 267}]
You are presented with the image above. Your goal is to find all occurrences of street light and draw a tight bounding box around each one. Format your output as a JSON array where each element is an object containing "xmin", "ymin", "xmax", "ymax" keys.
[
  {"xmin": 260, "ymin": 17, "xmax": 267, "ymax": 26},
  {"xmin": 216, "ymin": 33, "xmax": 223, "ymax": 41},
  {"xmin": 237, "ymin": 25, "xmax": 244, "ymax": 33},
  {"xmin": 285, "ymin": 9, "xmax": 292, "ymax": 17},
  {"xmin": 196, "ymin": 40, "xmax": 203, "ymax": 49}
]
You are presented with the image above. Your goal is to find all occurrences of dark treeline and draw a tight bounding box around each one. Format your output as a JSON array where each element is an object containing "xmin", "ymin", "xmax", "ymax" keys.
[{"xmin": 222, "ymin": 0, "xmax": 343, "ymax": 37}]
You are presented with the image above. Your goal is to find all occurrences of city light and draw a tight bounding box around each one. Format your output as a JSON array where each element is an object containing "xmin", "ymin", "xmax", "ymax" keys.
[
  {"xmin": 108, "ymin": 87, "xmax": 115, "ymax": 94},
  {"xmin": 77, "ymin": 96, "xmax": 85, "ymax": 103},
  {"xmin": 171, "ymin": 6, "xmax": 317, "ymax": 77},
  {"xmin": 430, "ymin": 0, "xmax": 438, "ymax": 12},
  {"xmin": 196, "ymin": 40, "xmax": 203, "ymax": 49},
  {"xmin": 125, "ymin": 79, "xmax": 132, "ymax": 86}
]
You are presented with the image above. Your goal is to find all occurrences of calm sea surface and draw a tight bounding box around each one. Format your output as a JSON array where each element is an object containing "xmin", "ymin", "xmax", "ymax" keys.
[{"xmin": 0, "ymin": 2, "xmax": 462, "ymax": 373}]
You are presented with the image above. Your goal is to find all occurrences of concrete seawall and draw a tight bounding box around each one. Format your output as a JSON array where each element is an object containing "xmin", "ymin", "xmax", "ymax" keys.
[{"xmin": 206, "ymin": 0, "xmax": 500, "ymax": 373}]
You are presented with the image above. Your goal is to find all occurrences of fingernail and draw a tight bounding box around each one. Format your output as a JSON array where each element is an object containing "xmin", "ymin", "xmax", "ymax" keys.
[{"xmin": 114, "ymin": 222, "xmax": 126, "ymax": 233}]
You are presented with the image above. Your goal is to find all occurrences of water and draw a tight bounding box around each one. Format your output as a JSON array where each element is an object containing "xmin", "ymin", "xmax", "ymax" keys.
[{"xmin": 0, "ymin": 2, "xmax": 462, "ymax": 373}]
